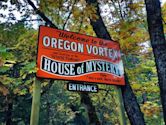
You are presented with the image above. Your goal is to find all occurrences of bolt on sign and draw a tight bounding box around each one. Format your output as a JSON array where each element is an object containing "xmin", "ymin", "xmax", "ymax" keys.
[{"xmin": 36, "ymin": 26, "xmax": 125, "ymax": 85}]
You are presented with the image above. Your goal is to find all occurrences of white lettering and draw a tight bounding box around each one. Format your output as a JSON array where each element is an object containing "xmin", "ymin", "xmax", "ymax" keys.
[
  {"xmin": 58, "ymin": 39, "xmax": 63, "ymax": 49},
  {"xmin": 43, "ymin": 36, "xmax": 50, "ymax": 47},
  {"xmin": 51, "ymin": 38, "xmax": 57, "ymax": 48},
  {"xmin": 86, "ymin": 45, "xmax": 92, "ymax": 54},
  {"xmin": 86, "ymin": 61, "xmax": 92, "ymax": 72},
  {"xmin": 43, "ymin": 58, "xmax": 51, "ymax": 71},
  {"xmin": 64, "ymin": 40, "xmax": 70, "ymax": 50},
  {"xmin": 71, "ymin": 42, "xmax": 77, "ymax": 51},
  {"xmin": 51, "ymin": 62, "xmax": 57, "ymax": 73},
  {"xmin": 68, "ymin": 83, "xmax": 98, "ymax": 92},
  {"xmin": 42, "ymin": 36, "xmax": 84, "ymax": 53}
]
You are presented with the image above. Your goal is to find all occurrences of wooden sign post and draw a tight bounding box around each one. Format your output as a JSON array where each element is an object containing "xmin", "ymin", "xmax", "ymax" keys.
[
  {"xmin": 114, "ymin": 86, "xmax": 126, "ymax": 125},
  {"xmin": 30, "ymin": 78, "xmax": 41, "ymax": 125}
]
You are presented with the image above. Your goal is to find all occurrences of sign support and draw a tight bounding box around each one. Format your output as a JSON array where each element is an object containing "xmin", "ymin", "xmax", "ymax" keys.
[
  {"xmin": 114, "ymin": 86, "xmax": 126, "ymax": 125},
  {"xmin": 30, "ymin": 78, "xmax": 41, "ymax": 125},
  {"xmin": 34, "ymin": 25, "xmax": 126, "ymax": 125}
]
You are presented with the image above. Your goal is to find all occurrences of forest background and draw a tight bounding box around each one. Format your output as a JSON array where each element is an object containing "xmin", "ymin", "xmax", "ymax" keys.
[{"xmin": 0, "ymin": 0, "xmax": 166, "ymax": 125}]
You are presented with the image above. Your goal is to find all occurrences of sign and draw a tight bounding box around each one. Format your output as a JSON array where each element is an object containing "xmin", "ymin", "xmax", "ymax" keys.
[
  {"xmin": 67, "ymin": 83, "xmax": 98, "ymax": 93},
  {"xmin": 36, "ymin": 26, "xmax": 125, "ymax": 85}
]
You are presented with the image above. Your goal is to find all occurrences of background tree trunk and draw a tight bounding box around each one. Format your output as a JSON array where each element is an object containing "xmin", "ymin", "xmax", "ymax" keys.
[
  {"xmin": 145, "ymin": 0, "xmax": 166, "ymax": 123},
  {"xmin": 5, "ymin": 95, "xmax": 13, "ymax": 125},
  {"xmin": 85, "ymin": 0, "xmax": 145, "ymax": 124},
  {"xmin": 80, "ymin": 92, "xmax": 101, "ymax": 125}
]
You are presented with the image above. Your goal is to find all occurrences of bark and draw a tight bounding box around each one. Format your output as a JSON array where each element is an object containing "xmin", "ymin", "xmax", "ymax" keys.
[
  {"xmin": 80, "ymin": 92, "xmax": 101, "ymax": 125},
  {"xmin": 5, "ymin": 96, "xmax": 13, "ymax": 125},
  {"xmin": 142, "ymin": 92, "xmax": 147, "ymax": 104},
  {"xmin": 145, "ymin": 0, "xmax": 166, "ymax": 122},
  {"xmin": 27, "ymin": 0, "xmax": 57, "ymax": 29},
  {"xmin": 69, "ymin": 104, "xmax": 88, "ymax": 125},
  {"xmin": 86, "ymin": 0, "xmax": 145, "ymax": 124},
  {"xmin": 85, "ymin": 0, "xmax": 112, "ymax": 40},
  {"xmin": 121, "ymin": 74, "xmax": 145, "ymax": 125},
  {"xmin": 46, "ymin": 94, "xmax": 51, "ymax": 125}
]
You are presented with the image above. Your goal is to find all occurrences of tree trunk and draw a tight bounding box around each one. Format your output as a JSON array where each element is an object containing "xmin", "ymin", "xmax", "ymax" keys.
[
  {"xmin": 46, "ymin": 94, "xmax": 51, "ymax": 125},
  {"xmin": 145, "ymin": 0, "xmax": 166, "ymax": 123},
  {"xmin": 85, "ymin": 0, "xmax": 145, "ymax": 124},
  {"xmin": 121, "ymin": 74, "xmax": 145, "ymax": 125},
  {"xmin": 5, "ymin": 96, "xmax": 13, "ymax": 125},
  {"xmin": 80, "ymin": 92, "xmax": 101, "ymax": 125}
]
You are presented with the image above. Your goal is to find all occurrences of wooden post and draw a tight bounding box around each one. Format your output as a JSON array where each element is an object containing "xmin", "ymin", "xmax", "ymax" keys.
[
  {"xmin": 30, "ymin": 78, "xmax": 41, "ymax": 125},
  {"xmin": 114, "ymin": 86, "xmax": 126, "ymax": 125}
]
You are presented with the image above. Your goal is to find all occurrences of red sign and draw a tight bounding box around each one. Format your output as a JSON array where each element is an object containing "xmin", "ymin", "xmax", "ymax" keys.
[{"xmin": 36, "ymin": 26, "xmax": 125, "ymax": 85}]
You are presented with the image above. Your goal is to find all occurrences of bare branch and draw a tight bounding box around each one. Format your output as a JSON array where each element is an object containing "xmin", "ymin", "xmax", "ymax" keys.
[
  {"xmin": 63, "ymin": 0, "xmax": 77, "ymax": 30},
  {"xmin": 77, "ymin": 13, "xmax": 84, "ymax": 32},
  {"xmin": 117, "ymin": 0, "xmax": 124, "ymax": 20},
  {"xmin": 26, "ymin": 0, "xmax": 58, "ymax": 28},
  {"xmin": 162, "ymin": 17, "xmax": 166, "ymax": 25}
]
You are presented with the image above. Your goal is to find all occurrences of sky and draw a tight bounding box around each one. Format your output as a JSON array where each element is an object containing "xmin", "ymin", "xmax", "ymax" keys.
[{"xmin": 161, "ymin": 0, "xmax": 166, "ymax": 5}]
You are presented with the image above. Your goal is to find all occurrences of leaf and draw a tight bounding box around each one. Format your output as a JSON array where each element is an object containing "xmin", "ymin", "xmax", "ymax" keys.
[
  {"xmin": 0, "ymin": 66, "xmax": 10, "ymax": 73},
  {"xmin": 132, "ymin": 83, "xmax": 142, "ymax": 90},
  {"xmin": 84, "ymin": 4, "xmax": 99, "ymax": 21},
  {"xmin": 21, "ymin": 61, "xmax": 36, "ymax": 74},
  {"xmin": 141, "ymin": 101, "xmax": 161, "ymax": 117},
  {"xmin": 0, "ymin": 45, "xmax": 7, "ymax": 53},
  {"xmin": 19, "ymin": 88, "xmax": 27, "ymax": 95},
  {"xmin": 0, "ymin": 57, "xmax": 4, "ymax": 67},
  {"xmin": 72, "ymin": 7, "xmax": 82, "ymax": 19},
  {"xmin": 0, "ymin": 82, "xmax": 9, "ymax": 96}
]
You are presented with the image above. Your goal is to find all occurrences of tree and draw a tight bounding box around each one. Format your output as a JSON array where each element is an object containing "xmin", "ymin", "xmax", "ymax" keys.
[
  {"xmin": 85, "ymin": 0, "xmax": 145, "ymax": 124},
  {"xmin": 145, "ymin": 0, "xmax": 166, "ymax": 123}
]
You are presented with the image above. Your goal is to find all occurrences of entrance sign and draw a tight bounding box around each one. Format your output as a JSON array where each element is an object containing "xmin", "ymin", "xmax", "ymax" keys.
[
  {"xmin": 36, "ymin": 26, "xmax": 125, "ymax": 85},
  {"xmin": 67, "ymin": 83, "xmax": 98, "ymax": 93}
]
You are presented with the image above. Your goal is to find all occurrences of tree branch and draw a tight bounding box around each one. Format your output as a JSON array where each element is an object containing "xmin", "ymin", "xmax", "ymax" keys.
[
  {"xmin": 117, "ymin": 0, "xmax": 124, "ymax": 20},
  {"xmin": 162, "ymin": 17, "xmax": 166, "ymax": 25},
  {"xmin": 78, "ymin": 12, "xmax": 84, "ymax": 32},
  {"xmin": 86, "ymin": 0, "xmax": 112, "ymax": 40},
  {"xmin": 26, "ymin": 0, "xmax": 58, "ymax": 28},
  {"xmin": 63, "ymin": 0, "xmax": 77, "ymax": 30}
]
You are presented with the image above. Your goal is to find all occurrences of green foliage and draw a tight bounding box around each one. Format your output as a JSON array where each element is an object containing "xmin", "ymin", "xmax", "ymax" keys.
[
  {"xmin": 39, "ymin": 81, "xmax": 87, "ymax": 125},
  {"xmin": 0, "ymin": 23, "xmax": 37, "ymax": 124},
  {"xmin": 40, "ymin": 0, "xmax": 96, "ymax": 35},
  {"xmin": 162, "ymin": 2, "xmax": 166, "ymax": 34},
  {"xmin": 123, "ymin": 53, "xmax": 163, "ymax": 123}
]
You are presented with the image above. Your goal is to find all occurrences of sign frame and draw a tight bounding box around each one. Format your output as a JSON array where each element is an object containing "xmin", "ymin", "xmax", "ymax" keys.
[{"xmin": 36, "ymin": 25, "xmax": 125, "ymax": 85}]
